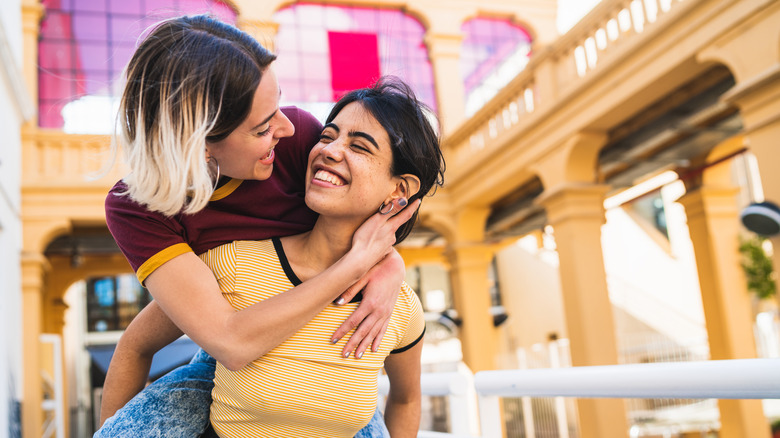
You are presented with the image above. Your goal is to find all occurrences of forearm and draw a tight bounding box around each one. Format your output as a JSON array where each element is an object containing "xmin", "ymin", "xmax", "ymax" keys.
[
  {"xmin": 148, "ymin": 250, "xmax": 369, "ymax": 371},
  {"xmin": 99, "ymin": 302, "xmax": 183, "ymax": 425},
  {"xmin": 99, "ymin": 345, "xmax": 153, "ymax": 426},
  {"xmin": 384, "ymin": 395, "xmax": 421, "ymax": 438}
]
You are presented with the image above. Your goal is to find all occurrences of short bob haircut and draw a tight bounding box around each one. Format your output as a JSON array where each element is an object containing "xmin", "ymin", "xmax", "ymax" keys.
[
  {"xmin": 118, "ymin": 15, "xmax": 276, "ymax": 216},
  {"xmin": 326, "ymin": 77, "xmax": 445, "ymax": 243}
]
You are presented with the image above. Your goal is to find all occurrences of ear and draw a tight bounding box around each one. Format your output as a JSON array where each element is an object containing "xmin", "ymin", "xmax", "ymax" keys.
[{"xmin": 385, "ymin": 174, "xmax": 421, "ymax": 205}]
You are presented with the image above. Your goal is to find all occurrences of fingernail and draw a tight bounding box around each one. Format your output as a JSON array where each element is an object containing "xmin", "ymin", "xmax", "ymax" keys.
[
  {"xmin": 356, "ymin": 351, "xmax": 363, "ymax": 359},
  {"xmin": 344, "ymin": 351, "xmax": 350, "ymax": 358},
  {"xmin": 331, "ymin": 338, "xmax": 338, "ymax": 344},
  {"xmin": 398, "ymin": 198, "xmax": 408, "ymax": 207},
  {"xmin": 335, "ymin": 298, "xmax": 345, "ymax": 305}
]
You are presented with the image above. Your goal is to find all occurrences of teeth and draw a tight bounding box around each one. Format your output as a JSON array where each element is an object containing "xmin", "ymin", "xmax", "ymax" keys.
[
  {"xmin": 263, "ymin": 149, "xmax": 273, "ymax": 159},
  {"xmin": 314, "ymin": 170, "xmax": 345, "ymax": 186}
]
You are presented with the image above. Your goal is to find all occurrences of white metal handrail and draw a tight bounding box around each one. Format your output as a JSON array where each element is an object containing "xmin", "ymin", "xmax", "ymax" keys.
[
  {"xmin": 473, "ymin": 358, "xmax": 780, "ymax": 400},
  {"xmin": 474, "ymin": 358, "xmax": 780, "ymax": 438},
  {"xmin": 401, "ymin": 359, "xmax": 780, "ymax": 437}
]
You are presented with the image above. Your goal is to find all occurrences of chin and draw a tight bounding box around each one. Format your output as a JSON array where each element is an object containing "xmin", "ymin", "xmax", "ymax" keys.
[{"xmin": 253, "ymin": 166, "xmax": 274, "ymax": 181}]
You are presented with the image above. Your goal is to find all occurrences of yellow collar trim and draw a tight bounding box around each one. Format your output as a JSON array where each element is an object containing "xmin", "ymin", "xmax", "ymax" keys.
[{"xmin": 210, "ymin": 178, "xmax": 243, "ymax": 201}]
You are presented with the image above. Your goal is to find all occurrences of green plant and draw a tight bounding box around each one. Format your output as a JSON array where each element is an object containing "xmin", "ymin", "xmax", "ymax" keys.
[{"xmin": 739, "ymin": 235, "xmax": 776, "ymax": 300}]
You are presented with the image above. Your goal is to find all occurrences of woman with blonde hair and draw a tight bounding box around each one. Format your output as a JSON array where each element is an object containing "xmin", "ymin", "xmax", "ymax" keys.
[{"xmin": 98, "ymin": 15, "xmax": 415, "ymax": 437}]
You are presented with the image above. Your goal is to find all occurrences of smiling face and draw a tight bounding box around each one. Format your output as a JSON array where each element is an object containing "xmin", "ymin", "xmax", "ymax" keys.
[
  {"xmin": 205, "ymin": 68, "xmax": 294, "ymax": 181},
  {"xmin": 305, "ymin": 102, "xmax": 407, "ymax": 221}
]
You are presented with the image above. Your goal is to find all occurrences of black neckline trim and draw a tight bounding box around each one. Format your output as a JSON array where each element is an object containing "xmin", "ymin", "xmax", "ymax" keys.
[
  {"xmin": 271, "ymin": 237, "xmax": 362, "ymax": 303},
  {"xmin": 272, "ymin": 237, "xmax": 302, "ymax": 286}
]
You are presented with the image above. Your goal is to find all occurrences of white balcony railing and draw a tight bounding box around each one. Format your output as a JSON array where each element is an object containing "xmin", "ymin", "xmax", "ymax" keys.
[
  {"xmin": 40, "ymin": 334, "xmax": 65, "ymax": 438},
  {"xmin": 399, "ymin": 358, "xmax": 780, "ymax": 438}
]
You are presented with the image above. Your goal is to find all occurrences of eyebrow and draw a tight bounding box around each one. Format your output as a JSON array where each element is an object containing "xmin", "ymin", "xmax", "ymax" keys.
[{"xmin": 323, "ymin": 122, "xmax": 379, "ymax": 150}]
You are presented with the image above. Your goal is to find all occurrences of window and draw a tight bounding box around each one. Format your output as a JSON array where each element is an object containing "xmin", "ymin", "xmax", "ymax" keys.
[
  {"xmin": 630, "ymin": 193, "xmax": 669, "ymax": 239},
  {"xmin": 38, "ymin": 0, "xmax": 236, "ymax": 132},
  {"xmin": 460, "ymin": 18, "xmax": 532, "ymax": 115},
  {"xmin": 273, "ymin": 4, "xmax": 437, "ymax": 121},
  {"xmin": 86, "ymin": 274, "xmax": 151, "ymax": 332}
]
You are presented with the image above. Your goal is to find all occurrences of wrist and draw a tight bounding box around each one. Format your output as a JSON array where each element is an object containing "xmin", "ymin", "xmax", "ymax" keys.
[{"xmin": 340, "ymin": 248, "xmax": 375, "ymax": 280}]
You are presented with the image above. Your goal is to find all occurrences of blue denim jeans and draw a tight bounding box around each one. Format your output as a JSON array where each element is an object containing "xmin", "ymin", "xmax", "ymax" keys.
[{"xmin": 94, "ymin": 349, "xmax": 390, "ymax": 437}]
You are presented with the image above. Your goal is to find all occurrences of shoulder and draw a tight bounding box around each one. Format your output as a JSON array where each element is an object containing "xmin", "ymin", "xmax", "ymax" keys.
[
  {"xmin": 105, "ymin": 179, "xmax": 151, "ymax": 218},
  {"xmin": 394, "ymin": 281, "xmax": 424, "ymax": 324},
  {"xmin": 399, "ymin": 282, "xmax": 422, "ymax": 307}
]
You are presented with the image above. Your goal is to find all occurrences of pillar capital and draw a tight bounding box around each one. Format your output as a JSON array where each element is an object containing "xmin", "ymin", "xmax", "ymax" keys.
[
  {"xmin": 21, "ymin": 252, "xmax": 49, "ymax": 292},
  {"xmin": 677, "ymin": 186, "xmax": 741, "ymax": 220},
  {"xmin": 237, "ymin": 18, "xmax": 279, "ymax": 52},
  {"xmin": 423, "ymin": 32, "xmax": 464, "ymax": 59},
  {"xmin": 444, "ymin": 242, "xmax": 495, "ymax": 269},
  {"xmin": 536, "ymin": 183, "xmax": 611, "ymax": 227},
  {"xmin": 21, "ymin": 1, "xmax": 44, "ymax": 33}
]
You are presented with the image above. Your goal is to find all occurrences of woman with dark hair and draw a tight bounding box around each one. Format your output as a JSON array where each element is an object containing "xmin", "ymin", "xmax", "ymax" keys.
[
  {"xmin": 98, "ymin": 15, "xmax": 416, "ymax": 437},
  {"xmin": 202, "ymin": 77, "xmax": 444, "ymax": 437}
]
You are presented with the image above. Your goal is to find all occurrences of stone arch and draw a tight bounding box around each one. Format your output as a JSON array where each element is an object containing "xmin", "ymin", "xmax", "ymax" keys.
[
  {"xmin": 696, "ymin": 13, "xmax": 780, "ymax": 84},
  {"xmin": 24, "ymin": 220, "xmax": 72, "ymax": 254},
  {"xmin": 484, "ymin": 174, "xmax": 546, "ymax": 241},
  {"xmin": 532, "ymin": 131, "xmax": 607, "ymax": 191}
]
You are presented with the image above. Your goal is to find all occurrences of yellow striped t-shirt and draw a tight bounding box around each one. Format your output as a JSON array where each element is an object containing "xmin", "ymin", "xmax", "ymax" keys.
[{"xmin": 199, "ymin": 238, "xmax": 425, "ymax": 438}]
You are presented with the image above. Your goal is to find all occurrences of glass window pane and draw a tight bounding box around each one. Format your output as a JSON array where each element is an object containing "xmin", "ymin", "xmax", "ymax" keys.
[
  {"xmin": 110, "ymin": 1, "xmax": 143, "ymax": 15},
  {"xmin": 72, "ymin": 14, "xmax": 108, "ymax": 42},
  {"xmin": 273, "ymin": 4, "xmax": 437, "ymax": 111},
  {"xmin": 38, "ymin": 0, "xmax": 236, "ymax": 130},
  {"xmin": 38, "ymin": 101, "xmax": 67, "ymax": 128},
  {"xmin": 77, "ymin": 42, "xmax": 110, "ymax": 73},
  {"xmin": 39, "ymin": 41, "xmax": 73, "ymax": 70},
  {"xmin": 73, "ymin": 0, "xmax": 107, "ymax": 13},
  {"xmin": 39, "ymin": 72, "xmax": 74, "ymax": 100}
]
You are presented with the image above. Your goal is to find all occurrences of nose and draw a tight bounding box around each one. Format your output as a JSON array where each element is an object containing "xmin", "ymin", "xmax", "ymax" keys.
[
  {"xmin": 321, "ymin": 139, "xmax": 345, "ymax": 162},
  {"xmin": 273, "ymin": 110, "xmax": 295, "ymax": 139}
]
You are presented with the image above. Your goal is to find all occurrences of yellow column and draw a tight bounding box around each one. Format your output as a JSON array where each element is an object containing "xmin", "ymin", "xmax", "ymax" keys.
[
  {"xmin": 424, "ymin": 31, "xmax": 466, "ymax": 135},
  {"xmin": 21, "ymin": 0, "xmax": 43, "ymax": 126},
  {"xmin": 443, "ymin": 208, "xmax": 497, "ymax": 372},
  {"xmin": 446, "ymin": 243, "xmax": 497, "ymax": 372},
  {"xmin": 537, "ymin": 183, "xmax": 628, "ymax": 438},
  {"xmin": 677, "ymin": 185, "xmax": 771, "ymax": 438},
  {"xmin": 21, "ymin": 253, "xmax": 48, "ymax": 438}
]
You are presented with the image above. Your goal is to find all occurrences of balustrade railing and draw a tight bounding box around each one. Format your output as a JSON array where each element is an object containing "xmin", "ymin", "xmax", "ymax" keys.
[
  {"xmin": 22, "ymin": 129, "xmax": 123, "ymax": 186},
  {"xmin": 444, "ymin": 0, "xmax": 692, "ymax": 182}
]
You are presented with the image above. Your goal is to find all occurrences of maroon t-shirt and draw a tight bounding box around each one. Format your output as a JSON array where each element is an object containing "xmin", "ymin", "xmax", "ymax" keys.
[{"xmin": 105, "ymin": 106, "xmax": 322, "ymax": 283}]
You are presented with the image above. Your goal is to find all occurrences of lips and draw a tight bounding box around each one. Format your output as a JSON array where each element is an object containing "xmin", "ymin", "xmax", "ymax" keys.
[{"xmin": 259, "ymin": 148, "xmax": 274, "ymax": 164}]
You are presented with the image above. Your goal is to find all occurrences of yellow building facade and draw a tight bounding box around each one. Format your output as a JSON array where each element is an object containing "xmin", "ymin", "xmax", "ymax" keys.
[{"xmin": 9, "ymin": 0, "xmax": 780, "ymax": 437}]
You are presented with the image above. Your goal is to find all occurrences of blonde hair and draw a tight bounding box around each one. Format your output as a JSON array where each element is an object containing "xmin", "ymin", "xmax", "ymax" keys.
[{"xmin": 116, "ymin": 15, "xmax": 276, "ymax": 216}]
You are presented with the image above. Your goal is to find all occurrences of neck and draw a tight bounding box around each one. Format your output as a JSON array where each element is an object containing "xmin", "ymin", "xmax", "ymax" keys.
[{"xmin": 283, "ymin": 216, "xmax": 363, "ymax": 282}]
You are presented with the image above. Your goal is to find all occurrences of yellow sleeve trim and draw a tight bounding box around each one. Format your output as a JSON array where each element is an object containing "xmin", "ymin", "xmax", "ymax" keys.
[
  {"xmin": 210, "ymin": 178, "xmax": 243, "ymax": 201},
  {"xmin": 137, "ymin": 243, "xmax": 193, "ymax": 285}
]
